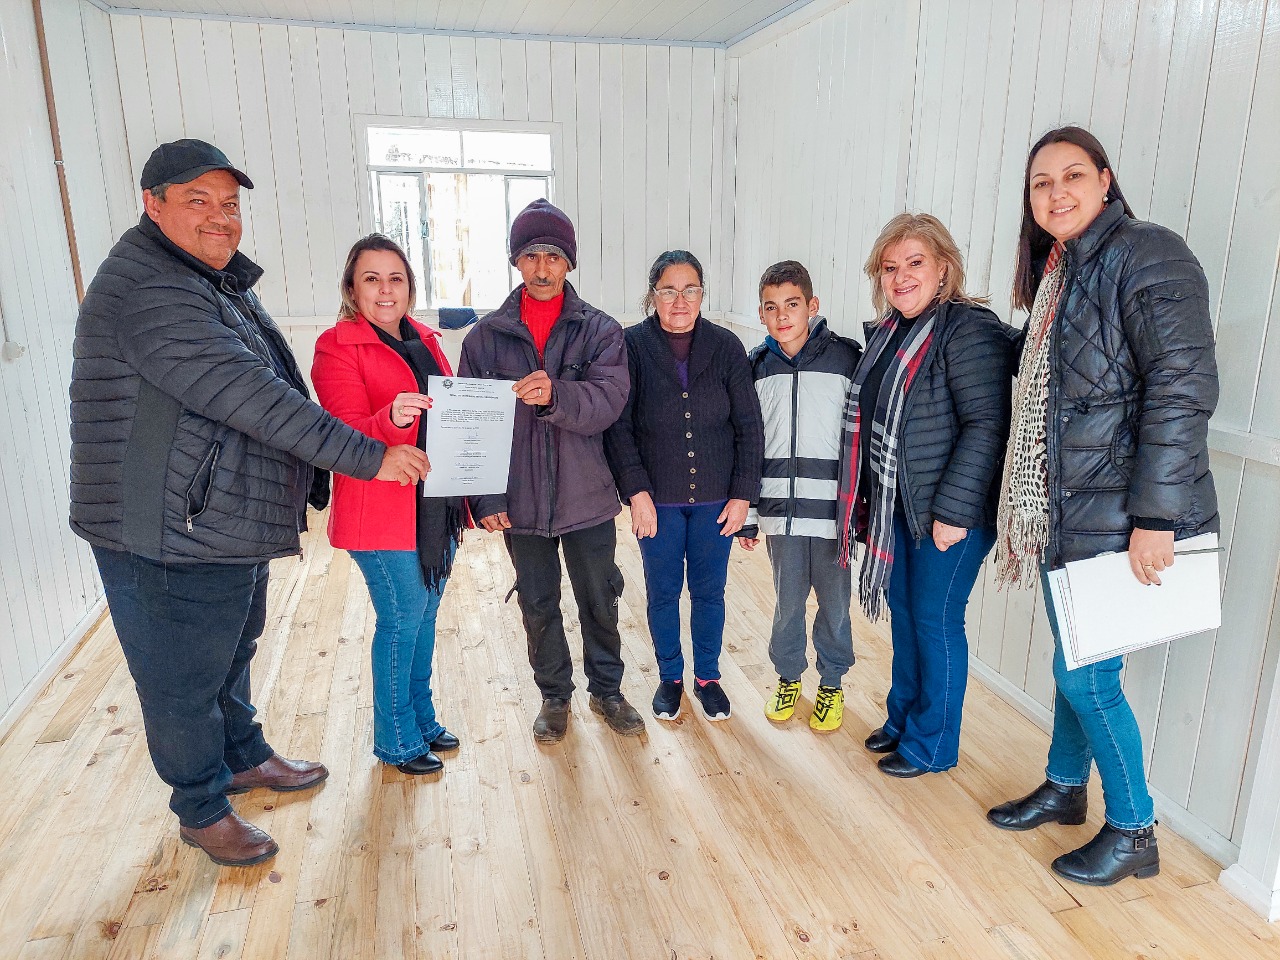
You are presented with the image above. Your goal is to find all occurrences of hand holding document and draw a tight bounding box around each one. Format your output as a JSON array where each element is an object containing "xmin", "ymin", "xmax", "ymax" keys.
[
  {"xmin": 1045, "ymin": 533, "xmax": 1222, "ymax": 671},
  {"xmin": 421, "ymin": 376, "xmax": 517, "ymax": 498}
]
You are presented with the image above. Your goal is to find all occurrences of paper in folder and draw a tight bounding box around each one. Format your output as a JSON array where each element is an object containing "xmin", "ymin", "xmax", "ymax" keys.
[{"xmin": 1044, "ymin": 533, "xmax": 1221, "ymax": 671}]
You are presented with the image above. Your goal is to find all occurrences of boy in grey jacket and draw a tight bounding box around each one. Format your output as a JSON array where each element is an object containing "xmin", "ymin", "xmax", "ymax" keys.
[{"xmin": 745, "ymin": 261, "xmax": 861, "ymax": 731}]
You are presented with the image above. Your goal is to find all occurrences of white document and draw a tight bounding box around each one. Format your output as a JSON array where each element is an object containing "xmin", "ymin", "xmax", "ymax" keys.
[
  {"xmin": 420, "ymin": 375, "xmax": 516, "ymax": 498},
  {"xmin": 1047, "ymin": 533, "xmax": 1221, "ymax": 670}
]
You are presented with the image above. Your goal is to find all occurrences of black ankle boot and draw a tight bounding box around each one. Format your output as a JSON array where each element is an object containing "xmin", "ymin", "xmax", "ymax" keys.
[
  {"xmin": 987, "ymin": 780, "xmax": 1088, "ymax": 831},
  {"xmin": 1051, "ymin": 823, "xmax": 1159, "ymax": 886}
]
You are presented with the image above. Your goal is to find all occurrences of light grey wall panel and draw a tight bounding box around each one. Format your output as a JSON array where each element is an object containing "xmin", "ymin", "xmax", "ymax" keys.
[
  {"xmin": 730, "ymin": 0, "xmax": 1280, "ymax": 857},
  {"xmin": 107, "ymin": 12, "xmax": 729, "ymax": 324},
  {"xmin": 0, "ymin": 0, "xmax": 116, "ymax": 725},
  {"xmin": 41, "ymin": 0, "xmax": 134, "ymax": 281},
  {"xmin": 727, "ymin": 0, "xmax": 919, "ymax": 340}
]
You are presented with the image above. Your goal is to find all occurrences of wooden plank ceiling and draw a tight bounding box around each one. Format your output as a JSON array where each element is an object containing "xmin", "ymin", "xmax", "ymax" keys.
[{"xmin": 98, "ymin": 0, "xmax": 813, "ymax": 44}]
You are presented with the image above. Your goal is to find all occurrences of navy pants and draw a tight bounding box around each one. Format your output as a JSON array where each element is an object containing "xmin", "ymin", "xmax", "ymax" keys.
[
  {"xmin": 637, "ymin": 501, "xmax": 734, "ymax": 682},
  {"xmin": 92, "ymin": 546, "xmax": 274, "ymax": 828},
  {"xmin": 882, "ymin": 510, "xmax": 994, "ymax": 772}
]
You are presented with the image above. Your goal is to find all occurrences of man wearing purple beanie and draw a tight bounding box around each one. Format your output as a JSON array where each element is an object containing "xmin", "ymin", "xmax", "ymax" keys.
[{"xmin": 460, "ymin": 199, "xmax": 645, "ymax": 743}]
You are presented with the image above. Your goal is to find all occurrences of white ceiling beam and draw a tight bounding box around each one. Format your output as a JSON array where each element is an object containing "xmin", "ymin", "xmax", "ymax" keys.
[
  {"xmin": 725, "ymin": 0, "xmax": 847, "ymax": 56},
  {"xmin": 86, "ymin": 0, "xmax": 823, "ymax": 48}
]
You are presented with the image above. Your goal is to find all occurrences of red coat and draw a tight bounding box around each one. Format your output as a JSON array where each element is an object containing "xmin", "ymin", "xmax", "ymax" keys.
[{"xmin": 312, "ymin": 315, "xmax": 453, "ymax": 550}]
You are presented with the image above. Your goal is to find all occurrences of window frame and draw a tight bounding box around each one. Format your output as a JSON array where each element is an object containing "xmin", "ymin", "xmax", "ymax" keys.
[{"xmin": 354, "ymin": 115, "xmax": 561, "ymax": 315}]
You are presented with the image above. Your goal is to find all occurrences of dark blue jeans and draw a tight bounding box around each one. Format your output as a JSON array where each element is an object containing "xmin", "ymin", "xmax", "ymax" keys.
[
  {"xmin": 92, "ymin": 546, "xmax": 274, "ymax": 828},
  {"xmin": 350, "ymin": 550, "xmax": 449, "ymax": 764},
  {"xmin": 883, "ymin": 510, "xmax": 995, "ymax": 772},
  {"xmin": 637, "ymin": 501, "xmax": 734, "ymax": 682},
  {"xmin": 1039, "ymin": 564, "xmax": 1155, "ymax": 830}
]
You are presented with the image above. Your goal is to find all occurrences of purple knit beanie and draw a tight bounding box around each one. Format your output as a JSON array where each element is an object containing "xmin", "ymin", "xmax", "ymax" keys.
[{"xmin": 508, "ymin": 198, "xmax": 577, "ymax": 269}]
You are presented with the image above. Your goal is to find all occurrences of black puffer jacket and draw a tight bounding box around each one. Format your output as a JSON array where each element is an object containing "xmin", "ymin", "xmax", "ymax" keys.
[
  {"xmin": 1042, "ymin": 201, "xmax": 1219, "ymax": 565},
  {"xmin": 69, "ymin": 216, "xmax": 385, "ymax": 563},
  {"xmin": 871, "ymin": 301, "xmax": 1016, "ymax": 540}
]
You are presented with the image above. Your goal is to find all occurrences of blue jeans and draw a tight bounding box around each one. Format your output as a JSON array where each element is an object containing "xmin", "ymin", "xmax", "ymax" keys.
[
  {"xmin": 637, "ymin": 502, "xmax": 734, "ymax": 682},
  {"xmin": 1039, "ymin": 564, "xmax": 1155, "ymax": 830},
  {"xmin": 350, "ymin": 550, "xmax": 449, "ymax": 764},
  {"xmin": 92, "ymin": 546, "xmax": 274, "ymax": 828},
  {"xmin": 883, "ymin": 509, "xmax": 994, "ymax": 772}
]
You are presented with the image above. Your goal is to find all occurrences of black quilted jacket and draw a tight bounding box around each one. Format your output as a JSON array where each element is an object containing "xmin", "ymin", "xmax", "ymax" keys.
[
  {"xmin": 1040, "ymin": 201, "xmax": 1219, "ymax": 566},
  {"xmin": 878, "ymin": 301, "xmax": 1016, "ymax": 540},
  {"xmin": 69, "ymin": 216, "xmax": 386, "ymax": 563}
]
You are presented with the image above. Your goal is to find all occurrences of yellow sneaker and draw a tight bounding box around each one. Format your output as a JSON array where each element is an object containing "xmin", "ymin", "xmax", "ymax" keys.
[
  {"xmin": 810, "ymin": 685, "xmax": 845, "ymax": 732},
  {"xmin": 765, "ymin": 678, "xmax": 802, "ymax": 722}
]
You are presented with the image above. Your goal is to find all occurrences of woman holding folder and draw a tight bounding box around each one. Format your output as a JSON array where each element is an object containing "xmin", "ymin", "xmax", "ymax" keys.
[
  {"xmin": 313, "ymin": 235, "xmax": 465, "ymax": 777},
  {"xmin": 986, "ymin": 127, "xmax": 1219, "ymax": 885}
]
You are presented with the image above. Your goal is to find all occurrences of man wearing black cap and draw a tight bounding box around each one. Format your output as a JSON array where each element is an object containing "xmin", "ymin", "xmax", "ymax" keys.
[
  {"xmin": 460, "ymin": 198, "xmax": 645, "ymax": 743},
  {"xmin": 69, "ymin": 139, "xmax": 430, "ymax": 866}
]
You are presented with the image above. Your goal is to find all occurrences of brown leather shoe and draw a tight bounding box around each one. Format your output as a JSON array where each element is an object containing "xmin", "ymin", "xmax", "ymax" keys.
[
  {"xmin": 227, "ymin": 753, "xmax": 329, "ymax": 794},
  {"xmin": 180, "ymin": 811, "xmax": 279, "ymax": 867}
]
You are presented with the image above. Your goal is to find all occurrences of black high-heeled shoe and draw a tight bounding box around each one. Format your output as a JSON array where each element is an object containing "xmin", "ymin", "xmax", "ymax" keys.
[
  {"xmin": 877, "ymin": 751, "xmax": 927, "ymax": 778},
  {"xmin": 395, "ymin": 751, "xmax": 444, "ymax": 775},
  {"xmin": 986, "ymin": 780, "xmax": 1087, "ymax": 831},
  {"xmin": 864, "ymin": 726, "xmax": 899, "ymax": 753},
  {"xmin": 429, "ymin": 730, "xmax": 460, "ymax": 753},
  {"xmin": 1051, "ymin": 823, "xmax": 1159, "ymax": 886}
]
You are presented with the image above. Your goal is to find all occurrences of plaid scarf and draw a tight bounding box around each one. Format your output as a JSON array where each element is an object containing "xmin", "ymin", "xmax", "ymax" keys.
[
  {"xmin": 836, "ymin": 309, "xmax": 936, "ymax": 621},
  {"xmin": 995, "ymin": 243, "xmax": 1066, "ymax": 588}
]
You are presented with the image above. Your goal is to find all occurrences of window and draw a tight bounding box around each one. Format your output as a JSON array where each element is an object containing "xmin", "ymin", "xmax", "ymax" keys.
[{"xmin": 364, "ymin": 124, "xmax": 554, "ymax": 311}]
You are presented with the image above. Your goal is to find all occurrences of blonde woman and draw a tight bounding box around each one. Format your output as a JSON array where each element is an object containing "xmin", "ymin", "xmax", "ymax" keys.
[{"xmin": 836, "ymin": 214, "xmax": 1015, "ymax": 778}]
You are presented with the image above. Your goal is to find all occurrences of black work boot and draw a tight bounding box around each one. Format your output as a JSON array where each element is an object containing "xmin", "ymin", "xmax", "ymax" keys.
[
  {"xmin": 1051, "ymin": 823, "xmax": 1160, "ymax": 886},
  {"xmin": 532, "ymin": 697, "xmax": 571, "ymax": 743},
  {"xmin": 987, "ymin": 780, "xmax": 1088, "ymax": 831},
  {"xmin": 589, "ymin": 693, "xmax": 645, "ymax": 736}
]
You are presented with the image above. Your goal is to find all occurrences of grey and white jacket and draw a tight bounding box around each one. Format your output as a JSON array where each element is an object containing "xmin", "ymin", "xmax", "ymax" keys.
[{"xmin": 747, "ymin": 317, "xmax": 862, "ymax": 539}]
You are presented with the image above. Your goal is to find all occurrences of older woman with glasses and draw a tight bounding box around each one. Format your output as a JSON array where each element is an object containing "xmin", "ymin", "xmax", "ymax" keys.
[{"xmin": 605, "ymin": 250, "xmax": 764, "ymax": 723}]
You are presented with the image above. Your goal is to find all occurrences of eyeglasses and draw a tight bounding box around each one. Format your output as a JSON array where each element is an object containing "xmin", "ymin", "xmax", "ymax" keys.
[{"xmin": 652, "ymin": 286, "xmax": 704, "ymax": 304}]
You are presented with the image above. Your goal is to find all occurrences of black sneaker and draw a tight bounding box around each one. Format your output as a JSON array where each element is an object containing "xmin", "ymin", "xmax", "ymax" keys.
[
  {"xmin": 652, "ymin": 680, "xmax": 683, "ymax": 720},
  {"xmin": 694, "ymin": 679, "xmax": 731, "ymax": 721}
]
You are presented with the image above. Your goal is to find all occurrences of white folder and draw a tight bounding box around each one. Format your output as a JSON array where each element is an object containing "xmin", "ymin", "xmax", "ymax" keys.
[{"xmin": 1045, "ymin": 533, "xmax": 1222, "ymax": 671}]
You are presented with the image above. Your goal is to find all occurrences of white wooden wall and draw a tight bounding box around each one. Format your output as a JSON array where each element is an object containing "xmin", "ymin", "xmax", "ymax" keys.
[
  {"xmin": 0, "ymin": 0, "xmax": 116, "ymax": 727},
  {"xmin": 105, "ymin": 13, "xmax": 734, "ymax": 326},
  {"xmin": 731, "ymin": 0, "xmax": 1280, "ymax": 863}
]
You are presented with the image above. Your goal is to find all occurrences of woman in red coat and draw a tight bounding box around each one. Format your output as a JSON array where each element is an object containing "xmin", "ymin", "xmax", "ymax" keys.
[{"xmin": 312, "ymin": 235, "xmax": 463, "ymax": 776}]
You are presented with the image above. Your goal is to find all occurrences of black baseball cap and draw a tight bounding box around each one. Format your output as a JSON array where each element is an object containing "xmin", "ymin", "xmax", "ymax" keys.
[{"xmin": 139, "ymin": 138, "xmax": 254, "ymax": 191}]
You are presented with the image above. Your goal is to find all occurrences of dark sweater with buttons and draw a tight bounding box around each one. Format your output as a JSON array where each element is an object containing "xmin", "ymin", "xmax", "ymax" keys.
[{"xmin": 604, "ymin": 315, "xmax": 764, "ymax": 523}]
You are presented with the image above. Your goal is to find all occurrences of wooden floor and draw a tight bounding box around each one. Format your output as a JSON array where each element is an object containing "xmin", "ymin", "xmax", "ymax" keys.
[{"xmin": 1, "ymin": 518, "xmax": 1276, "ymax": 960}]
